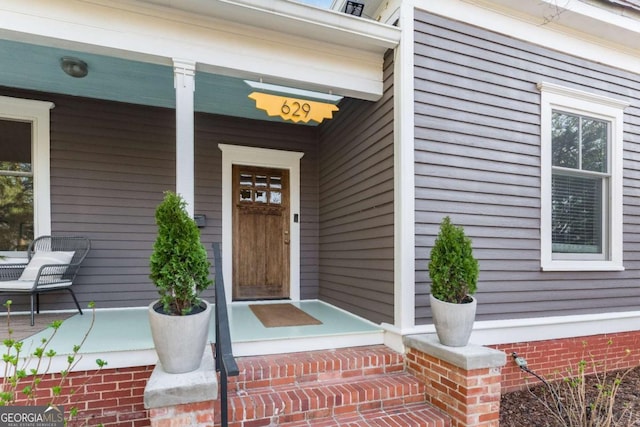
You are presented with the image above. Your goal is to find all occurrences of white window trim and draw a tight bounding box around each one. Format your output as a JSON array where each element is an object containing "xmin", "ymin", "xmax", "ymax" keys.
[
  {"xmin": 539, "ymin": 82, "xmax": 629, "ymax": 271},
  {"xmin": 218, "ymin": 143, "xmax": 304, "ymax": 304},
  {"xmin": 0, "ymin": 96, "xmax": 54, "ymax": 257}
]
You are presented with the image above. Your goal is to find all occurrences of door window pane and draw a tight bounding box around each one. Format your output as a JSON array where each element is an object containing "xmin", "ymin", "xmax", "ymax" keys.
[
  {"xmin": 255, "ymin": 174, "xmax": 268, "ymax": 188},
  {"xmin": 237, "ymin": 169, "xmax": 284, "ymax": 206},
  {"xmin": 270, "ymin": 176, "xmax": 282, "ymax": 189},
  {"xmin": 255, "ymin": 190, "xmax": 267, "ymax": 203}
]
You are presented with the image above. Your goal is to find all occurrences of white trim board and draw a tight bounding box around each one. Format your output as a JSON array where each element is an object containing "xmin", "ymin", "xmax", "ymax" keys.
[
  {"xmin": 393, "ymin": 311, "xmax": 640, "ymax": 346},
  {"xmin": 0, "ymin": 95, "xmax": 54, "ymax": 239},
  {"xmin": 219, "ymin": 143, "xmax": 304, "ymax": 304},
  {"xmin": 393, "ymin": 0, "xmax": 416, "ymax": 332}
]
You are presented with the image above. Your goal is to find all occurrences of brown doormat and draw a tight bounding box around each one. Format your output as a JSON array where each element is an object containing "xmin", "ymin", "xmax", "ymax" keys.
[{"xmin": 249, "ymin": 303, "xmax": 323, "ymax": 328}]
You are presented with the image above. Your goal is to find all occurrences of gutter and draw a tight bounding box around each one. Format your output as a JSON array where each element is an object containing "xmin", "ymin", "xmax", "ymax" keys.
[{"xmin": 130, "ymin": 0, "xmax": 401, "ymax": 54}]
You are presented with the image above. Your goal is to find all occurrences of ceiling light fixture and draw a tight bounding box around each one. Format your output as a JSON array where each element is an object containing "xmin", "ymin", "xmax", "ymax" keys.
[
  {"xmin": 344, "ymin": 0, "xmax": 364, "ymax": 17},
  {"xmin": 60, "ymin": 56, "xmax": 88, "ymax": 78}
]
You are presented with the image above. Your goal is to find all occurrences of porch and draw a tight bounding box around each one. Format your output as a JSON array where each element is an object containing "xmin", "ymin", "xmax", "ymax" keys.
[
  {"xmin": 1, "ymin": 299, "xmax": 385, "ymax": 373},
  {"xmin": 1, "ymin": 299, "xmax": 509, "ymax": 427}
]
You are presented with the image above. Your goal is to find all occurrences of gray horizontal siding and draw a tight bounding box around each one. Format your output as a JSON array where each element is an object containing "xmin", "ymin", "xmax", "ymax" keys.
[
  {"xmin": 0, "ymin": 87, "xmax": 320, "ymax": 311},
  {"xmin": 318, "ymin": 50, "xmax": 395, "ymax": 324},
  {"xmin": 414, "ymin": 10, "xmax": 640, "ymax": 323}
]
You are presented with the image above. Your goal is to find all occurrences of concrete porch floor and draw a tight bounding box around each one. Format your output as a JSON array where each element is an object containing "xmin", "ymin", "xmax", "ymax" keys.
[{"xmin": 1, "ymin": 299, "xmax": 384, "ymax": 373}]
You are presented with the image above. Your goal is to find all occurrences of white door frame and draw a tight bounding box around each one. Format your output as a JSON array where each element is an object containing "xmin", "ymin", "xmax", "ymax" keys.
[{"xmin": 219, "ymin": 143, "xmax": 304, "ymax": 304}]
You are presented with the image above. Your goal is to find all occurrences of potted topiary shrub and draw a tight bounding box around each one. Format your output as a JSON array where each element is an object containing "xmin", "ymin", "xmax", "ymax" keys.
[
  {"xmin": 428, "ymin": 216, "xmax": 479, "ymax": 347},
  {"xmin": 148, "ymin": 191, "xmax": 213, "ymax": 374}
]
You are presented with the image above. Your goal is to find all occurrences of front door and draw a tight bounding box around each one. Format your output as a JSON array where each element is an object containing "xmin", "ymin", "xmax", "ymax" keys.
[{"xmin": 232, "ymin": 165, "xmax": 290, "ymax": 300}]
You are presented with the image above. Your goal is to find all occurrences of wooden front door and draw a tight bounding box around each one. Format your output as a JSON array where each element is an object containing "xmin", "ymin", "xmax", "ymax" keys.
[{"xmin": 232, "ymin": 165, "xmax": 290, "ymax": 300}]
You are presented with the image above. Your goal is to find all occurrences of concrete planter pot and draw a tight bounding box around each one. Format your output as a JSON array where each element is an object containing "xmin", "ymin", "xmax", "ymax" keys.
[
  {"xmin": 148, "ymin": 299, "xmax": 212, "ymax": 374},
  {"xmin": 430, "ymin": 294, "xmax": 476, "ymax": 347}
]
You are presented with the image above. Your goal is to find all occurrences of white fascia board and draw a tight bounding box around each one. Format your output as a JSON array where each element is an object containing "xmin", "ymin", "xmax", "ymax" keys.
[
  {"xmin": 0, "ymin": 0, "xmax": 400, "ymax": 100},
  {"xmin": 135, "ymin": 0, "xmax": 400, "ymax": 52},
  {"xmin": 416, "ymin": 0, "xmax": 640, "ymax": 75}
]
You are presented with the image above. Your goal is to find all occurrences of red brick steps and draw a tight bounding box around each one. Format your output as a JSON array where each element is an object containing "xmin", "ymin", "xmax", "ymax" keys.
[
  {"xmin": 217, "ymin": 345, "xmax": 450, "ymax": 427},
  {"xmin": 283, "ymin": 403, "xmax": 450, "ymax": 426}
]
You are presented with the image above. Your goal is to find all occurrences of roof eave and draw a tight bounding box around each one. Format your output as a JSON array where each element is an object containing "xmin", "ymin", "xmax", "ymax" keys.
[{"xmin": 134, "ymin": 0, "xmax": 401, "ymax": 54}]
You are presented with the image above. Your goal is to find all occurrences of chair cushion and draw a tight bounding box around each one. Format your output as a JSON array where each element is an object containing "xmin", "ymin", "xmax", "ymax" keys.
[
  {"xmin": 0, "ymin": 280, "xmax": 73, "ymax": 291},
  {"xmin": 19, "ymin": 251, "xmax": 75, "ymax": 281}
]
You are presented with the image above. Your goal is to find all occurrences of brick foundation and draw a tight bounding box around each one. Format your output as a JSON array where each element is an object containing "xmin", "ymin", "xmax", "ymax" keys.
[
  {"xmin": 10, "ymin": 365, "xmax": 153, "ymax": 426},
  {"xmin": 404, "ymin": 335, "xmax": 506, "ymax": 427},
  {"xmin": 7, "ymin": 330, "xmax": 639, "ymax": 426},
  {"xmin": 406, "ymin": 349, "xmax": 502, "ymax": 427},
  {"xmin": 144, "ymin": 349, "xmax": 218, "ymax": 427},
  {"xmin": 148, "ymin": 401, "xmax": 216, "ymax": 427},
  {"xmin": 492, "ymin": 330, "xmax": 640, "ymax": 393}
]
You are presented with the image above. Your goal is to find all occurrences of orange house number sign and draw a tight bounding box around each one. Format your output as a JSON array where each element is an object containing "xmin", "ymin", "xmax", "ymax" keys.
[{"xmin": 248, "ymin": 92, "xmax": 339, "ymax": 124}]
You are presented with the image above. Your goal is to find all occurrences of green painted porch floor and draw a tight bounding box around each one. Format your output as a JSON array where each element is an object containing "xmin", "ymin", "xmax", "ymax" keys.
[{"xmin": 7, "ymin": 300, "xmax": 384, "ymax": 372}]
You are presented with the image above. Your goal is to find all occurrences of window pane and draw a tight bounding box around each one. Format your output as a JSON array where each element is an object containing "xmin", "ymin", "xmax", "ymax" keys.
[
  {"xmin": 270, "ymin": 191, "xmax": 281, "ymax": 204},
  {"xmin": 582, "ymin": 118, "xmax": 608, "ymax": 173},
  {"xmin": 255, "ymin": 190, "xmax": 267, "ymax": 203},
  {"xmin": 0, "ymin": 175, "xmax": 34, "ymax": 251},
  {"xmin": 552, "ymin": 112, "xmax": 579, "ymax": 169},
  {"xmin": 239, "ymin": 188, "xmax": 252, "ymax": 202},
  {"xmin": 1, "ymin": 120, "xmax": 33, "ymax": 251},
  {"xmin": 240, "ymin": 173, "xmax": 253, "ymax": 187},
  {"xmin": 270, "ymin": 175, "xmax": 282, "ymax": 189},
  {"xmin": 552, "ymin": 173, "xmax": 602, "ymax": 253},
  {"xmin": 255, "ymin": 174, "xmax": 268, "ymax": 188}
]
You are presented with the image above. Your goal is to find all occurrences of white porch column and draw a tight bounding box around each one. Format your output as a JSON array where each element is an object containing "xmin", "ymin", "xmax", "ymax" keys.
[
  {"xmin": 393, "ymin": 2, "xmax": 416, "ymax": 333},
  {"xmin": 173, "ymin": 58, "xmax": 196, "ymax": 216}
]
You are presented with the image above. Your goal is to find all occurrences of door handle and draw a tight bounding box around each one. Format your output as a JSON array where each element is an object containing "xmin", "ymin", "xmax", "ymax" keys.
[{"xmin": 284, "ymin": 230, "xmax": 290, "ymax": 244}]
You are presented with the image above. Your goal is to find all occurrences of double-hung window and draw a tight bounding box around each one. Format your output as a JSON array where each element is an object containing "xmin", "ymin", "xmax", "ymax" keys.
[
  {"xmin": 539, "ymin": 82, "xmax": 628, "ymax": 271},
  {"xmin": 0, "ymin": 96, "xmax": 53, "ymax": 260}
]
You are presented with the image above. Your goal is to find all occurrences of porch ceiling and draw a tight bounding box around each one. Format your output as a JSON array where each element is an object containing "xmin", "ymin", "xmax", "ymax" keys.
[
  {"xmin": 0, "ymin": 0, "xmax": 400, "ymax": 124},
  {"xmin": 0, "ymin": 38, "xmax": 317, "ymax": 124}
]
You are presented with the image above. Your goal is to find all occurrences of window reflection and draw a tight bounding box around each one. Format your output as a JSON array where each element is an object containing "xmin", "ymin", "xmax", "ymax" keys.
[
  {"xmin": 240, "ymin": 173, "xmax": 253, "ymax": 186},
  {"xmin": 240, "ymin": 189, "xmax": 252, "ymax": 201},
  {"xmin": 255, "ymin": 175, "xmax": 268, "ymax": 187},
  {"xmin": 255, "ymin": 191, "xmax": 267, "ymax": 203},
  {"xmin": 271, "ymin": 176, "xmax": 282, "ymax": 189},
  {"xmin": 0, "ymin": 119, "xmax": 33, "ymax": 251},
  {"xmin": 270, "ymin": 191, "xmax": 281, "ymax": 204}
]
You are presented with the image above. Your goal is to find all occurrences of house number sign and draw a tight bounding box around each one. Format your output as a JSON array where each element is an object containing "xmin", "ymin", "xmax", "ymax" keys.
[{"xmin": 248, "ymin": 92, "xmax": 339, "ymax": 124}]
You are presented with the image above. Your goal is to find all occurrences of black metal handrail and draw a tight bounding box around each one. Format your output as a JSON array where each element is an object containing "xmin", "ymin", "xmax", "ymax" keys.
[{"xmin": 212, "ymin": 243, "xmax": 239, "ymax": 427}]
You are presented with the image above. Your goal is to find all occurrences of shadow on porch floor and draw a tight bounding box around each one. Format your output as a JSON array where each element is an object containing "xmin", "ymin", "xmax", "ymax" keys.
[{"xmin": 1, "ymin": 299, "xmax": 384, "ymax": 372}]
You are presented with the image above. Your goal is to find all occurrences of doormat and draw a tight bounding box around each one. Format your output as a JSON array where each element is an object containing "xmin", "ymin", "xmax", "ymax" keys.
[{"xmin": 249, "ymin": 303, "xmax": 323, "ymax": 328}]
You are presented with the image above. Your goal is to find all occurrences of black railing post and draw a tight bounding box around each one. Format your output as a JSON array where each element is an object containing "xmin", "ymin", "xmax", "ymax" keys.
[{"xmin": 212, "ymin": 243, "xmax": 239, "ymax": 427}]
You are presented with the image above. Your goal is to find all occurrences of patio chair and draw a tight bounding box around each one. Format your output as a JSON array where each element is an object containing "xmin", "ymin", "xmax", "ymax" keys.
[{"xmin": 0, "ymin": 235, "xmax": 90, "ymax": 326}]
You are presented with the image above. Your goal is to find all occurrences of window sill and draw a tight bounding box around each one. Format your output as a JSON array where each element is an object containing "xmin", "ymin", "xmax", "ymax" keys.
[{"xmin": 541, "ymin": 261, "xmax": 625, "ymax": 272}]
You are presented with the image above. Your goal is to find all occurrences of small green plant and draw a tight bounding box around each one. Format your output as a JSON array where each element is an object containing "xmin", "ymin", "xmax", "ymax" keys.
[
  {"xmin": 530, "ymin": 340, "xmax": 636, "ymax": 427},
  {"xmin": 428, "ymin": 216, "xmax": 479, "ymax": 303},
  {"xmin": 149, "ymin": 191, "xmax": 212, "ymax": 315},
  {"xmin": 1, "ymin": 300, "xmax": 107, "ymax": 426}
]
